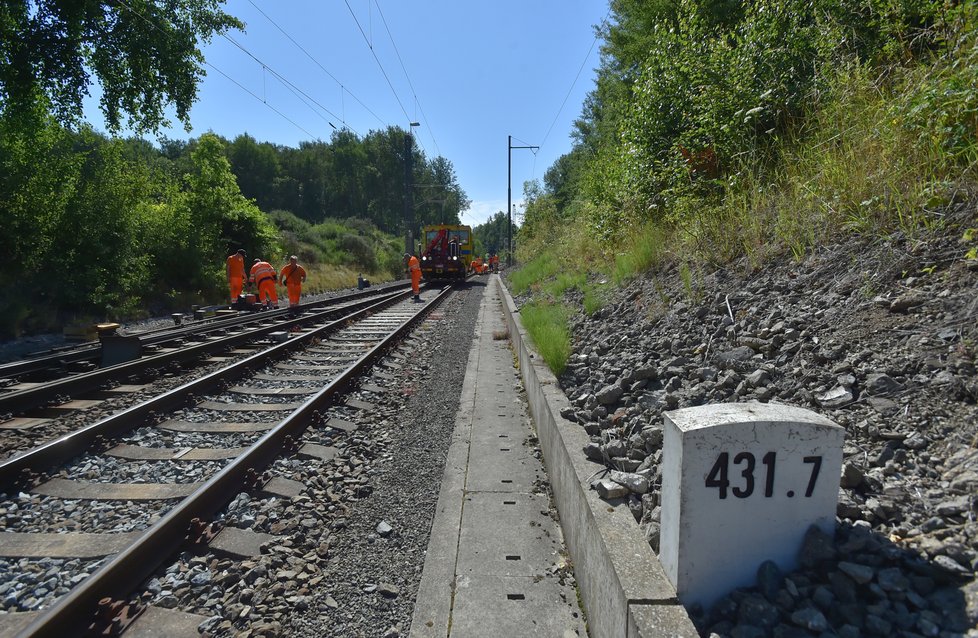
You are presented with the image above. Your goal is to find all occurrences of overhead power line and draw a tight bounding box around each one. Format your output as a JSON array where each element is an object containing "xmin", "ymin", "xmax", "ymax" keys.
[
  {"xmin": 372, "ymin": 0, "xmax": 441, "ymax": 157},
  {"xmin": 206, "ymin": 63, "xmax": 317, "ymax": 138},
  {"xmin": 246, "ymin": 0, "xmax": 387, "ymax": 129},
  {"xmin": 539, "ymin": 12, "xmax": 609, "ymax": 150},
  {"xmin": 116, "ymin": 0, "xmax": 324, "ymax": 140},
  {"xmin": 221, "ymin": 33, "xmax": 348, "ymax": 132},
  {"xmin": 343, "ymin": 0, "xmax": 426, "ymax": 153}
]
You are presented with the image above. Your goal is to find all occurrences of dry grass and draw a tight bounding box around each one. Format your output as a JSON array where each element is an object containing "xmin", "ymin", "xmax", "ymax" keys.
[{"xmin": 302, "ymin": 264, "xmax": 396, "ymax": 295}]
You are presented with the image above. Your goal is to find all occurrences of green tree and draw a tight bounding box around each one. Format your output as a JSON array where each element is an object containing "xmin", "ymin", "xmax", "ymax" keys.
[
  {"xmin": 174, "ymin": 133, "xmax": 278, "ymax": 292},
  {"xmin": 473, "ymin": 211, "xmax": 510, "ymax": 258},
  {"xmin": 0, "ymin": 108, "xmax": 155, "ymax": 333},
  {"xmin": 518, "ymin": 180, "xmax": 559, "ymax": 248},
  {"xmin": 0, "ymin": 0, "xmax": 242, "ymax": 132},
  {"xmin": 227, "ymin": 133, "xmax": 282, "ymax": 211},
  {"xmin": 325, "ymin": 129, "xmax": 368, "ymax": 220}
]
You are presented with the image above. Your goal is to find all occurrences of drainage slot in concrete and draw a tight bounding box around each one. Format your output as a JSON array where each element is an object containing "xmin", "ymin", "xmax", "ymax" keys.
[
  {"xmin": 503, "ymin": 500, "xmax": 516, "ymax": 505},
  {"xmin": 505, "ymin": 555, "xmax": 521, "ymax": 561},
  {"xmin": 500, "ymin": 448, "xmax": 510, "ymax": 451},
  {"xmin": 507, "ymin": 594, "xmax": 525, "ymax": 601},
  {"xmin": 501, "ymin": 479, "xmax": 513, "ymax": 484},
  {"xmin": 498, "ymin": 434, "xmax": 508, "ymax": 438}
]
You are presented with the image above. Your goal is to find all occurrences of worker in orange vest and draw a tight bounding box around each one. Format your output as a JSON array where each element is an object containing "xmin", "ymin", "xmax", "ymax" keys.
[
  {"xmin": 280, "ymin": 255, "xmax": 306, "ymax": 314},
  {"xmin": 489, "ymin": 254, "xmax": 499, "ymax": 273},
  {"xmin": 405, "ymin": 252, "xmax": 421, "ymax": 302},
  {"xmin": 249, "ymin": 258, "xmax": 278, "ymax": 309},
  {"xmin": 226, "ymin": 249, "xmax": 246, "ymax": 303}
]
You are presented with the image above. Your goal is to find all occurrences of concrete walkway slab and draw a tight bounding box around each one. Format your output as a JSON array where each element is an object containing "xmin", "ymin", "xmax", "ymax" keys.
[
  {"xmin": 451, "ymin": 574, "xmax": 582, "ymax": 638},
  {"xmin": 496, "ymin": 277, "xmax": 700, "ymax": 638},
  {"xmin": 410, "ymin": 278, "xmax": 586, "ymax": 637},
  {"xmin": 456, "ymin": 492, "xmax": 560, "ymax": 577}
]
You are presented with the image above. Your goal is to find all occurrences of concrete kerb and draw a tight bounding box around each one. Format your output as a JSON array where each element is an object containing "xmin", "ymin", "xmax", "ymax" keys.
[{"xmin": 494, "ymin": 277, "xmax": 698, "ymax": 638}]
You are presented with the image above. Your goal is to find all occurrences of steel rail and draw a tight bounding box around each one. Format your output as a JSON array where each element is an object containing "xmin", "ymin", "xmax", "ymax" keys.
[
  {"xmin": 0, "ymin": 282, "xmax": 409, "ymax": 383},
  {"xmin": 0, "ymin": 288, "xmax": 412, "ymax": 417},
  {"xmin": 16, "ymin": 283, "xmax": 452, "ymax": 638},
  {"xmin": 0, "ymin": 288, "xmax": 409, "ymax": 491}
]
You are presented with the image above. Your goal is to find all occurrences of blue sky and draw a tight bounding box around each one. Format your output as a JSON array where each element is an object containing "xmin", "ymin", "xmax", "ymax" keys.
[{"xmin": 84, "ymin": 0, "xmax": 609, "ymax": 227}]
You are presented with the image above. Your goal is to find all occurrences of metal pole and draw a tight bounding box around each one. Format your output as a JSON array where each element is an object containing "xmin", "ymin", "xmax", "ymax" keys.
[
  {"xmin": 506, "ymin": 135, "xmax": 539, "ymax": 268},
  {"xmin": 507, "ymin": 135, "xmax": 512, "ymax": 267},
  {"xmin": 404, "ymin": 133, "xmax": 414, "ymax": 255}
]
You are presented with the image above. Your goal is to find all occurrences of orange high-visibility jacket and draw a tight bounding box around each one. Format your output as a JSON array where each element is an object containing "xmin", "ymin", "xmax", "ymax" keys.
[
  {"xmin": 227, "ymin": 253, "xmax": 245, "ymax": 279},
  {"xmin": 281, "ymin": 263, "xmax": 306, "ymax": 286},
  {"xmin": 250, "ymin": 261, "xmax": 277, "ymax": 285},
  {"xmin": 408, "ymin": 255, "xmax": 420, "ymax": 276}
]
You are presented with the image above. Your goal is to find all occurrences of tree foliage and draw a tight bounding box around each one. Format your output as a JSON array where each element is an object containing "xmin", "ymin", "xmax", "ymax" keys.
[
  {"xmin": 0, "ymin": 0, "xmax": 242, "ymax": 132},
  {"xmin": 472, "ymin": 211, "xmax": 511, "ymax": 260},
  {"xmin": 222, "ymin": 127, "xmax": 469, "ymax": 234},
  {"xmin": 0, "ymin": 117, "xmax": 278, "ymax": 335},
  {"xmin": 541, "ymin": 0, "xmax": 967, "ymax": 240}
]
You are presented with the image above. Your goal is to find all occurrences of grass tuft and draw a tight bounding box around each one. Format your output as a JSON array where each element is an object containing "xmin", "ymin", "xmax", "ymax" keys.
[{"xmin": 520, "ymin": 300, "xmax": 572, "ymax": 376}]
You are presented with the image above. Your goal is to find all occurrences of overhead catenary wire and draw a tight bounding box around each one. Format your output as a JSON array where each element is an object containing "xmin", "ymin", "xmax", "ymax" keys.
[
  {"xmin": 511, "ymin": 135, "xmax": 539, "ymax": 152},
  {"xmin": 538, "ymin": 11, "xmax": 609, "ymax": 151},
  {"xmin": 343, "ymin": 0, "xmax": 426, "ymax": 153},
  {"xmin": 372, "ymin": 0, "xmax": 441, "ymax": 157},
  {"xmin": 245, "ymin": 0, "xmax": 387, "ymax": 129},
  {"xmin": 115, "ymin": 0, "xmax": 323, "ymax": 140},
  {"xmin": 207, "ymin": 63, "xmax": 318, "ymax": 139},
  {"xmin": 221, "ymin": 33, "xmax": 348, "ymax": 131},
  {"xmin": 266, "ymin": 67, "xmax": 339, "ymax": 133}
]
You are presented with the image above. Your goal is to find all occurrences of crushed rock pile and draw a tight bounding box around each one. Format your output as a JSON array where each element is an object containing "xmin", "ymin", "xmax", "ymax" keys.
[{"xmin": 520, "ymin": 211, "xmax": 978, "ymax": 637}]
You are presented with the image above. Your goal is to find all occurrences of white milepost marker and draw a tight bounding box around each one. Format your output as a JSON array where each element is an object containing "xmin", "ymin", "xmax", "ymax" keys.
[{"xmin": 659, "ymin": 402, "xmax": 843, "ymax": 610}]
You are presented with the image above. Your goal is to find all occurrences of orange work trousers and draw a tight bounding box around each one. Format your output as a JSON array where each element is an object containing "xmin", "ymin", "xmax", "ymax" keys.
[
  {"xmin": 229, "ymin": 276, "xmax": 244, "ymax": 302},
  {"xmin": 286, "ymin": 283, "xmax": 302, "ymax": 307},
  {"xmin": 411, "ymin": 272, "xmax": 421, "ymax": 295},
  {"xmin": 257, "ymin": 279, "xmax": 278, "ymax": 305}
]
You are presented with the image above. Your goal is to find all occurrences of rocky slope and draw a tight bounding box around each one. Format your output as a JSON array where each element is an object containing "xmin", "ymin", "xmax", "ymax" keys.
[{"xmin": 524, "ymin": 207, "xmax": 978, "ymax": 637}]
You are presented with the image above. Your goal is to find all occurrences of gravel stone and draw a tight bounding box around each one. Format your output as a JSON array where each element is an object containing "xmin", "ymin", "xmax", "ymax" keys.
[{"xmin": 522, "ymin": 215, "xmax": 978, "ymax": 638}]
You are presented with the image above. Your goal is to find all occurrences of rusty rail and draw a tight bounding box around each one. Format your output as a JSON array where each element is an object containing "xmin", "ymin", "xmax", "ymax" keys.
[
  {"xmin": 16, "ymin": 283, "xmax": 453, "ymax": 637},
  {"xmin": 0, "ymin": 285, "xmax": 415, "ymax": 417},
  {"xmin": 0, "ymin": 288, "xmax": 410, "ymax": 491}
]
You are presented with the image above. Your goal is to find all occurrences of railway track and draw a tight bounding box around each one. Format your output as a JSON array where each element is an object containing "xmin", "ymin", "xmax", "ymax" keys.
[
  {"xmin": 0, "ymin": 283, "xmax": 454, "ymax": 637},
  {"xmin": 0, "ymin": 282, "xmax": 407, "ymax": 406},
  {"xmin": 0, "ymin": 284, "xmax": 411, "ymax": 460}
]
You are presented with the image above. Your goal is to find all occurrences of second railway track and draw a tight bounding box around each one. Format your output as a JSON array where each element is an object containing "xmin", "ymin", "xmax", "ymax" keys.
[
  {"xmin": 0, "ymin": 282, "xmax": 457, "ymax": 637},
  {"xmin": 0, "ymin": 283, "xmax": 414, "ymax": 461}
]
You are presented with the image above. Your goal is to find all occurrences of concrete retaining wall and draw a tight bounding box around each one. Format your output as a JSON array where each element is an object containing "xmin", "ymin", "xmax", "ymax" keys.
[{"xmin": 496, "ymin": 277, "xmax": 698, "ymax": 638}]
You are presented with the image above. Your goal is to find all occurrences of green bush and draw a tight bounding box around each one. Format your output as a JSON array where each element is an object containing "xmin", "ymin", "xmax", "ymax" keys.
[
  {"xmin": 339, "ymin": 233, "xmax": 378, "ymax": 271},
  {"xmin": 268, "ymin": 210, "xmax": 312, "ymax": 235}
]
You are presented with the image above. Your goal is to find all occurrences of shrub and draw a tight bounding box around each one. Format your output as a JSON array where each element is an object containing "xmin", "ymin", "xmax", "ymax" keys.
[{"xmin": 339, "ymin": 233, "xmax": 377, "ymax": 271}]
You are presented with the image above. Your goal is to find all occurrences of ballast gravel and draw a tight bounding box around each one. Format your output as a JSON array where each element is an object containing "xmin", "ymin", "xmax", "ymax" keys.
[
  {"xmin": 526, "ymin": 209, "xmax": 978, "ymax": 637},
  {"xmin": 59, "ymin": 454, "xmax": 228, "ymax": 484},
  {"xmin": 126, "ymin": 283, "xmax": 486, "ymax": 637},
  {"xmin": 0, "ymin": 557, "xmax": 105, "ymax": 612},
  {"xmin": 0, "ymin": 491, "xmax": 173, "ymax": 535}
]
